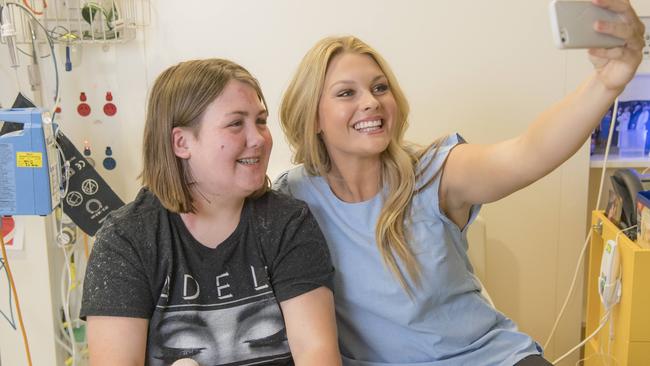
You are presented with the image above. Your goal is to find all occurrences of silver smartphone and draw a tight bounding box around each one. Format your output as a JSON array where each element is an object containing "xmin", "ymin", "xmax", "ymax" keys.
[{"xmin": 549, "ymin": 0, "xmax": 625, "ymax": 49}]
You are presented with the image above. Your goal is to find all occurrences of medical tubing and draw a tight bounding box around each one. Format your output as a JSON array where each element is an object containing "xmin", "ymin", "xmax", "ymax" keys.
[
  {"xmin": 543, "ymin": 98, "xmax": 620, "ymax": 350},
  {"xmin": 0, "ymin": 221, "xmax": 33, "ymax": 366}
]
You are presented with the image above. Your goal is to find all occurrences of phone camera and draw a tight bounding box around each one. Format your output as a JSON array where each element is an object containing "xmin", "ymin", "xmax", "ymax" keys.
[{"xmin": 560, "ymin": 29, "xmax": 568, "ymax": 44}]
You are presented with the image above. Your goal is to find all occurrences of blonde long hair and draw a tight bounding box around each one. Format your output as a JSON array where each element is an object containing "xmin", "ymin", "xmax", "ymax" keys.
[{"xmin": 280, "ymin": 36, "xmax": 443, "ymax": 293}]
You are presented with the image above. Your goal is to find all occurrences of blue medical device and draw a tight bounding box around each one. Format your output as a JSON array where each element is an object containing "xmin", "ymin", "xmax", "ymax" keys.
[{"xmin": 0, "ymin": 108, "xmax": 60, "ymax": 215}]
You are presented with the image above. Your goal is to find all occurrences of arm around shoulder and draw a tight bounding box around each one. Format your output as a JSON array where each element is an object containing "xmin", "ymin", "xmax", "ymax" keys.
[
  {"xmin": 87, "ymin": 316, "xmax": 148, "ymax": 366},
  {"xmin": 280, "ymin": 286, "xmax": 341, "ymax": 366}
]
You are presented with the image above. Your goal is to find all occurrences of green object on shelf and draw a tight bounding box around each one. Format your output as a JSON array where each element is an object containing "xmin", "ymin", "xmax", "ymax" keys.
[
  {"xmin": 73, "ymin": 324, "xmax": 86, "ymax": 343},
  {"xmin": 81, "ymin": 3, "xmax": 101, "ymax": 25},
  {"xmin": 81, "ymin": 2, "xmax": 118, "ymax": 31}
]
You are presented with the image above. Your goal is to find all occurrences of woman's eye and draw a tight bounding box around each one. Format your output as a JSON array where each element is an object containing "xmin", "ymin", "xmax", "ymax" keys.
[
  {"xmin": 244, "ymin": 328, "xmax": 287, "ymax": 348},
  {"xmin": 337, "ymin": 89, "xmax": 354, "ymax": 98},
  {"xmin": 228, "ymin": 120, "xmax": 243, "ymax": 128},
  {"xmin": 256, "ymin": 118, "xmax": 268, "ymax": 125},
  {"xmin": 373, "ymin": 83, "xmax": 389, "ymax": 94},
  {"xmin": 153, "ymin": 346, "xmax": 205, "ymax": 363}
]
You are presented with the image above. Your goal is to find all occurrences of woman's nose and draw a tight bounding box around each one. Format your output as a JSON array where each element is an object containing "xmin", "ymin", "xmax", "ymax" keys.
[
  {"xmin": 247, "ymin": 126, "xmax": 266, "ymax": 148},
  {"xmin": 361, "ymin": 92, "xmax": 380, "ymax": 111}
]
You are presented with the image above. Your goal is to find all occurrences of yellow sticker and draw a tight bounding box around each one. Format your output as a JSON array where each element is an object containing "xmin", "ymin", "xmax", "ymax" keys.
[{"xmin": 16, "ymin": 152, "xmax": 43, "ymax": 168}]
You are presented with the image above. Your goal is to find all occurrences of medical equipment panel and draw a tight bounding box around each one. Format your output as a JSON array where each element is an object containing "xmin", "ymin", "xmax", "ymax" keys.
[{"xmin": 0, "ymin": 108, "xmax": 60, "ymax": 215}]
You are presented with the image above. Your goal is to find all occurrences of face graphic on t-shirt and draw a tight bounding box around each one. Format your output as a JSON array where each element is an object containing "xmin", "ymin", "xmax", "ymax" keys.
[{"xmin": 148, "ymin": 299, "xmax": 290, "ymax": 365}]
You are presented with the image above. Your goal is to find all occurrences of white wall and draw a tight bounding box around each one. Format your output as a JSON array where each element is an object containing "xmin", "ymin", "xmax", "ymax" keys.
[{"xmin": 2, "ymin": 1, "xmax": 648, "ymax": 365}]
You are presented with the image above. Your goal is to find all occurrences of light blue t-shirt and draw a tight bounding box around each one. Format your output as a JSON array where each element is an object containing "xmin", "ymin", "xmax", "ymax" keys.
[{"xmin": 274, "ymin": 134, "xmax": 541, "ymax": 366}]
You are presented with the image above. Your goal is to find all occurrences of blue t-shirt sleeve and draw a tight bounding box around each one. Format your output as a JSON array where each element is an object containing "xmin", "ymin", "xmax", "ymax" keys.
[
  {"xmin": 272, "ymin": 171, "xmax": 291, "ymax": 196},
  {"xmin": 415, "ymin": 133, "xmax": 481, "ymax": 230}
]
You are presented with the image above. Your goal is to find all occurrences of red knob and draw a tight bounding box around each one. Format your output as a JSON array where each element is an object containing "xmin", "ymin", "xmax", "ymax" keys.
[
  {"xmin": 77, "ymin": 103, "xmax": 91, "ymax": 117},
  {"xmin": 80, "ymin": 92, "xmax": 87, "ymax": 102},
  {"xmin": 104, "ymin": 102, "xmax": 117, "ymax": 117},
  {"xmin": 106, "ymin": 92, "xmax": 113, "ymax": 101}
]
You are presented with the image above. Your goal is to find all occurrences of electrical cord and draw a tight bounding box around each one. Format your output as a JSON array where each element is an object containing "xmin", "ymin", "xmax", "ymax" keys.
[
  {"xmin": 574, "ymin": 352, "xmax": 619, "ymax": 366},
  {"xmin": 553, "ymin": 309, "xmax": 612, "ymax": 365},
  {"xmin": 2, "ymin": 2, "xmax": 60, "ymax": 118},
  {"xmin": 60, "ymin": 244, "xmax": 77, "ymax": 365},
  {"xmin": 53, "ymin": 125, "xmax": 85, "ymax": 365},
  {"xmin": 48, "ymin": 25, "xmax": 71, "ymax": 38},
  {"xmin": 16, "ymin": 45, "xmax": 50, "ymax": 58},
  {"xmin": 0, "ymin": 220, "xmax": 33, "ymax": 366},
  {"xmin": 543, "ymin": 98, "xmax": 620, "ymax": 352},
  {"xmin": 50, "ymin": 126, "xmax": 81, "ymax": 364},
  {"xmin": 0, "ymin": 258, "xmax": 17, "ymax": 329},
  {"xmin": 552, "ymin": 223, "xmax": 633, "ymax": 364}
]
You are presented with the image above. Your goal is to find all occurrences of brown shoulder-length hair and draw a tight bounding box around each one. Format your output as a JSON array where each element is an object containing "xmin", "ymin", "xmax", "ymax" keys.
[
  {"xmin": 140, "ymin": 58, "xmax": 270, "ymax": 213},
  {"xmin": 281, "ymin": 36, "xmax": 444, "ymax": 294}
]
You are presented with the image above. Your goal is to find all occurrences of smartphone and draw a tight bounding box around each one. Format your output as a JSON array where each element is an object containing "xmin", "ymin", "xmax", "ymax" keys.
[{"xmin": 549, "ymin": 0, "xmax": 625, "ymax": 49}]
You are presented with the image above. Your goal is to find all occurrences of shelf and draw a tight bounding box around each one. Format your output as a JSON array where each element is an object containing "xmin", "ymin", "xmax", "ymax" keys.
[
  {"xmin": 583, "ymin": 212, "xmax": 650, "ymax": 365},
  {"xmin": 590, "ymin": 154, "xmax": 650, "ymax": 168}
]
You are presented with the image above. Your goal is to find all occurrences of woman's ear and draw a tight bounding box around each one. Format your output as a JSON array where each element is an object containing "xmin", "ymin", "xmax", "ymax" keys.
[{"xmin": 172, "ymin": 127, "xmax": 191, "ymax": 159}]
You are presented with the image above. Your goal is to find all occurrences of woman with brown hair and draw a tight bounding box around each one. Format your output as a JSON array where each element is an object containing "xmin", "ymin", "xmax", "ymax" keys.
[
  {"xmin": 81, "ymin": 59, "xmax": 341, "ymax": 366},
  {"xmin": 275, "ymin": 1, "xmax": 645, "ymax": 365}
]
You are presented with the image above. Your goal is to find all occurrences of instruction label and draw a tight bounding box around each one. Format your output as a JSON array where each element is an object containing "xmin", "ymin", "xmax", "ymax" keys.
[
  {"xmin": 0, "ymin": 144, "xmax": 17, "ymax": 213},
  {"xmin": 57, "ymin": 133, "xmax": 124, "ymax": 236},
  {"xmin": 16, "ymin": 152, "xmax": 43, "ymax": 168}
]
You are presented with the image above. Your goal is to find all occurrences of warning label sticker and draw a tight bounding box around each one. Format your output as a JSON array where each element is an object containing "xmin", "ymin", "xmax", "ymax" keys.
[{"xmin": 16, "ymin": 152, "xmax": 43, "ymax": 168}]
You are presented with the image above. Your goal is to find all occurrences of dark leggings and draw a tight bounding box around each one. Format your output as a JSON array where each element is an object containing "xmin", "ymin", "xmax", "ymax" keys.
[{"xmin": 514, "ymin": 355, "xmax": 553, "ymax": 366}]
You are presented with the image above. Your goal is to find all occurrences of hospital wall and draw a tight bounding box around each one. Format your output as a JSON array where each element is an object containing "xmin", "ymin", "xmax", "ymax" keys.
[{"xmin": 1, "ymin": 1, "xmax": 649, "ymax": 365}]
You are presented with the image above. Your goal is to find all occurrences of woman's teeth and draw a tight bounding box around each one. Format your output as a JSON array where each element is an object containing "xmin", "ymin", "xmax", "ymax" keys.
[
  {"xmin": 353, "ymin": 119, "xmax": 382, "ymax": 132},
  {"xmin": 237, "ymin": 158, "xmax": 259, "ymax": 165}
]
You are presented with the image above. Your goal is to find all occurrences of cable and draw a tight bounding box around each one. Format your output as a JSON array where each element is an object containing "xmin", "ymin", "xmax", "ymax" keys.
[
  {"xmin": 0, "ymin": 259, "xmax": 17, "ymax": 329},
  {"xmin": 594, "ymin": 98, "xmax": 621, "ymax": 212},
  {"xmin": 55, "ymin": 130, "xmax": 71, "ymax": 250},
  {"xmin": 553, "ymin": 309, "xmax": 612, "ymax": 365},
  {"xmin": 544, "ymin": 232, "xmax": 592, "ymax": 350},
  {"xmin": 3, "ymin": 2, "xmax": 60, "ymax": 118},
  {"xmin": 553, "ymin": 225, "xmax": 632, "ymax": 365},
  {"xmin": 53, "ymin": 129, "xmax": 83, "ymax": 365},
  {"xmin": 55, "ymin": 333, "xmax": 73, "ymax": 355},
  {"xmin": 0, "ymin": 1, "xmax": 20, "ymax": 68},
  {"xmin": 0, "ymin": 220, "xmax": 33, "ymax": 366},
  {"xmin": 51, "ymin": 131, "xmax": 81, "ymax": 364},
  {"xmin": 60, "ymin": 244, "xmax": 77, "ymax": 365},
  {"xmin": 543, "ymin": 98, "xmax": 620, "ymax": 351},
  {"xmin": 16, "ymin": 45, "xmax": 51, "ymax": 58},
  {"xmin": 574, "ymin": 350, "xmax": 619, "ymax": 365},
  {"xmin": 48, "ymin": 25, "xmax": 71, "ymax": 38}
]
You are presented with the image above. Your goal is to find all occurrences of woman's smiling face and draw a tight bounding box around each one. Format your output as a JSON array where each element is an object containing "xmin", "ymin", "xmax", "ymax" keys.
[{"xmin": 317, "ymin": 52, "xmax": 397, "ymax": 163}]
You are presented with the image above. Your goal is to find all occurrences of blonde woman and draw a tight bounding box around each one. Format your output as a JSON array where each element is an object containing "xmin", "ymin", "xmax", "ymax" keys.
[
  {"xmin": 81, "ymin": 59, "xmax": 341, "ymax": 366},
  {"xmin": 275, "ymin": 1, "xmax": 645, "ymax": 365}
]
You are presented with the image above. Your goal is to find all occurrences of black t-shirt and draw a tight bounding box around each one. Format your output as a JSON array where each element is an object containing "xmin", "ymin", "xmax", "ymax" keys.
[{"xmin": 81, "ymin": 188, "xmax": 334, "ymax": 366}]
